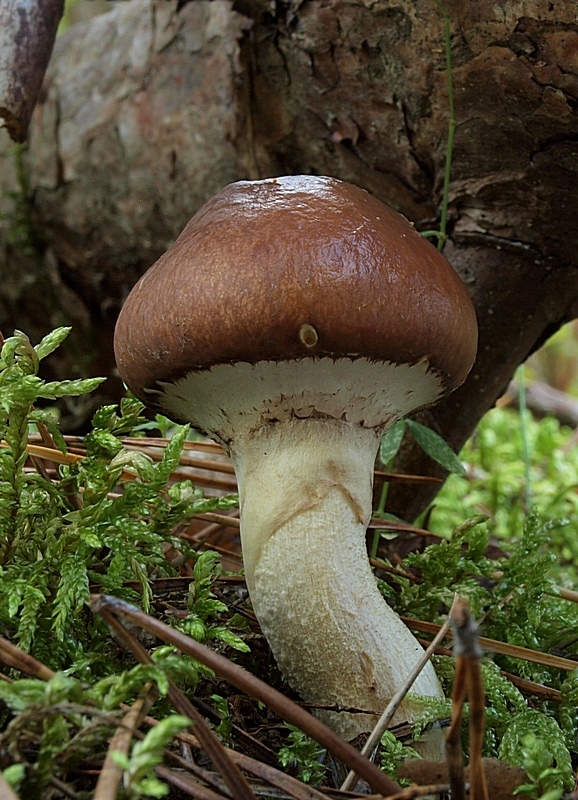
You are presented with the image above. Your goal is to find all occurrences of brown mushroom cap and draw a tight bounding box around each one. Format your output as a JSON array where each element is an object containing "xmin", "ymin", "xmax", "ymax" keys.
[{"xmin": 115, "ymin": 176, "xmax": 477, "ymax": 408}]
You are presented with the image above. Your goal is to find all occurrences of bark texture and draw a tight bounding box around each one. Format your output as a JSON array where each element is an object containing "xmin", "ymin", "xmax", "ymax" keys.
[
  {"xmin": 0, "ymin": 0, "xmax": 64, "ymax": 142},
  {"xmin": 0, "ymin": 0, "xmax": 576, "ymax": 512}
]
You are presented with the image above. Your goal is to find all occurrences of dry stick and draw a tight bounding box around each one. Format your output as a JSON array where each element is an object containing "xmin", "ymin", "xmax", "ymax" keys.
[
  {"xmin": 445, "ymin": 644, "xmax": 467, "ymax": 800},
  {"xmin": 95, "ymin": 604, "xmax": 259, "ymax": 800},
  {"xmin": 154, "ymin": 764, "xmax": 233, "ymax": 800},
  {"xmin": 186, "ymin": 511, "xmax": 241, "ymax": 544},
  {"xmin": 449, "ymin": 600, "xmax": 489, "ymax": 800},
  {"xmin": 385, "ymin": 784, "xmax": 451, "ymax": 800},
  {"xmin": 11, "ymin": 441, "xmax": 238, "ymax": 492},
  {"xmin": 491, "ymin": 570, "xmax": 578, "ymax": 605},
  {"xmin": 90, "ymin": 594, "xmax": 401, "ymax": 797},
  {"xmin": 401, "ymin": 617, "xmax": 578, "ymax": 671},
  {"xmin": 373, "ymin": 471, "xmax": 442, "ymax": 483},
  {"xmin": 194, "ymin": 512, "xmax": 241, "ymax": 529},
  {"xmin": 178, "ymin": 535, "xmax": 244, "ymax": 565},
  {"xmin": 0, "ymin": 771, "xmax": 20, "ymax": 800},
  {"xmin": 123, "ymin": 444, "xmax": 236, "ymax": 476},
  {"xmin": 0, "ymin": 635, "xmax": 56, "ymax": 681},
  {"xmin": 467, "ymin": 657, "xmax": 489, "ymax": 800},
  {"xmin": 120, "ymin": 437, "xmax": 224, "ymax": 453},
  {"xmin": 218, "ymin": 747, "xmax": 327, "ymax": 800},
  {"xmin": 416, "ymin": 638, "xmax": 564, "ymax": 703},
  {"xmin": 154, "ymin": 739, "xmax": 241, "ymax": 798},
  {"xmin": 93, "ymin": 685, "xmax": 158, "ymax": 800},
  {"xmin": 367, "ymin": 520, "xmax": 442, "ymax": 539},
  {"xmin": 340, "ymin": 594, "xmax": 459, "ymax": 792}
]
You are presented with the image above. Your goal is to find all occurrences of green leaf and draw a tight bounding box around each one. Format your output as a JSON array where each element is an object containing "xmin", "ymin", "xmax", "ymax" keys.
[
  {"xmin": 406, "ymin": 419, "xmax": 466, "ymax": 476},
  {"xmin": 37, "ymin": 377, "xmax": 106, "ymax": 399},
  {"xmin": 182, "ymin": 617, "xmax": 207, "ymax": 641},
  {"xmin": 193, "ymin": 550, "xmax": 221, "ymax": 583},
  {"xmin": 110, "ymin": 751, "xmax": 131, "ymax": 770},
  {"xmin": 137, "ymin": 778, "xmax": 170, "ymax": 797},
  {"xmin": 52, "ymin": 554, "xmax": 90, "ymax": 641},
  {"xmin": 379, "ymin": 420, "xmax": 405, "ymax": 466},
  {"xmin": 0, "ymin": 679, "xmax": 47, "ymax": 711},
  {"xmin": 84, "ymin": 429, "xmax": 124, "ymax": 458},
  {"xmin": 34, "ymin": 327, "xmax": 71, "ymax": 360},
  {"xmin": 27, "ymin": 409, "xmax": 68, "ymax": 454},
  {"xmin": 212, "ymin": 627, "xmax": 251, "ymax": 652},
  {"xmin": 92, "ymin": 404, "xmax": 119, "ymax": 430},
  {"xmin": 110, "ymin": 450, "xmax": 155, "ymax": 482},
  {"xmin": 154, "ymin": 425, "xmax": 189, "ymax": 484},
  {"xmin": 2, "ymin": 763, "xmax": 25, "ymax": 791}
]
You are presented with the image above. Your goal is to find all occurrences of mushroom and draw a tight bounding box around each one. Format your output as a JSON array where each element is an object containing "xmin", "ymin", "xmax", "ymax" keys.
[{"xmin": 114, "ymin": 176, "xmax": 478, "ymax": 746}]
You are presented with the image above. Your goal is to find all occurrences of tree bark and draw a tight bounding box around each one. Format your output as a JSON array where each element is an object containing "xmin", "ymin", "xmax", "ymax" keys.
[
  {"xmin": 0, "ymin": 0, "xmax": 576, "ymax": 512},
  {"xmin": 0, "ymin": 0, "xmax": 64, "ymax": 142}
]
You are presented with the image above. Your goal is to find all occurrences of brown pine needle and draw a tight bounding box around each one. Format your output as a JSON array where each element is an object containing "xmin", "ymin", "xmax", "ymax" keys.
[
  {"xmin": 402, "ymin": 616, "xmax": 578, "ymax": 671},
  {"xmin": 94, "ymin": 686, "xmax": 157, "ymax": 800},
  {"xmin": 385, "ymin": 783, "xmax": 450, "ymax": 800}
]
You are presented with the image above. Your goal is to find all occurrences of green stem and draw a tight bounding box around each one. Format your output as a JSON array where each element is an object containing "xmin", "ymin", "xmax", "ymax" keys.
[
  {"xmin": 370, "ymin": 479, "xmax": 390, "ymax": 559},
  {"xmin": 517, "ymin": 364, "xmax": 532, "ymax": 509}
]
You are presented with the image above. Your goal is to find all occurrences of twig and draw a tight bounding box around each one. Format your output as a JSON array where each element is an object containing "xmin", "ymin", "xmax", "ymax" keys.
[
  {"xmin": 0, "ymin": 771, "xmax": 20, "ymax": 800},
  {"xmin": 0, "ymin": 635, "xmax": 56, "ymax": 681},
  {"xmin": 194, "ymin": 512, "xmax": 241, "ymax": 529},
  {"xmin": 385, "ymin": 783, "xmax": 450, "ymax": 800},
  {"xmin": 94, "ymin": 602, "xmax": 259, "ymax": 800},
  {"xmin": 516, "ymin": 365, "xmax": 533, "ymax": 510},
  {"xmin": 402, "ymin": 616, "xmax": 578, "ymax": 671},
  {"xmin": 340, "ymin": 594, "xmax": 459, "ymax": 791},
  {"xmin": 154, "ymin": 764, "xmax": 233, "ymax": 800},
  {"xmin": 373, "ymin": 471, "xmax": 443, "ymax": 484},
  {"xmin": 93, "ymin": 685, "xmax": 158, "ymax": 800},
  {"xmin": 445, "ymin": 617, "xmax": 467, "ymax": 800},
  {"xmin": 505, "ymin": 379, "xmax": 578, "ymax": 429},
  {"xmin": 90, "ymin": 594, "xmax": 401, "ymax": 797},
  {"xmin": 415, "ymin": 638, "xmax": 564, "ymax": 702},
  {"xmin": 142, "ymin": 715, "xmax": 329, "ymax": 800},
  {"xmin": 448, "ymin": 599, "xmax": 488, "ymax": 800}
]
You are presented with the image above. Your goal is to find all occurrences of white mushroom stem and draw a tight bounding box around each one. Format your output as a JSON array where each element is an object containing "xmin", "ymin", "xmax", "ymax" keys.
[{"xmin": 230, "ymin": 418, "xmax": 444, "ymax": 748}]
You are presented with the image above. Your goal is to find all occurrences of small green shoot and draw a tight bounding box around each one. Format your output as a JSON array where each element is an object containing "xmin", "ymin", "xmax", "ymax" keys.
[
  {"xmin": 111, "ymin": 715, "xmax": 191, "ymax": 797},
  {"xmin": 379, "ymin": 731, "xmax": 420, "ymax": 783},
  {"xmin": 277, "ymin": 725, "xmax": 327, "ymax": 785},
  {"xmin": 177, "ymin": 550, "xmax": 250, "ymax": 653},
  {"xmin": 499, "ymin": 714, "xmax": 573, "ymax": 797},
  {"xmin": 210, "ymin": 694, "xmax": 233, "ymax": 744}
]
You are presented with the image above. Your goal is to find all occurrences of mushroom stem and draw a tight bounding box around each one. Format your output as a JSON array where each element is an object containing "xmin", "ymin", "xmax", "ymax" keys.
[{"xmin": 230, "ymin": 419, "xmax": 444, "ymax": 746}]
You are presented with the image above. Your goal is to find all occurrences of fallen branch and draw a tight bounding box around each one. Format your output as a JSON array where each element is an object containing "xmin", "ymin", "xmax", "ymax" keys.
[{"xmin": 504, "ymin": 381, "xmax": 578, "ymax": 428}]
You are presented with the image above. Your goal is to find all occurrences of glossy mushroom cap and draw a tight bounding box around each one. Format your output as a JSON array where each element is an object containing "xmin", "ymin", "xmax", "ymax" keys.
[{"xmin": 114, "ymin": 176, "xmax": 477, "ymax": 440}]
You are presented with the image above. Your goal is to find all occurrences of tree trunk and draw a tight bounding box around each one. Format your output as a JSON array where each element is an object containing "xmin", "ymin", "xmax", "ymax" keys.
[
  {"xmin": 0, "ymin": 0, "xmax": 64, "ymax": 142},
  {"xmin": 0, "ymin": 0, "xmax": 576, "ymax": 513}
]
